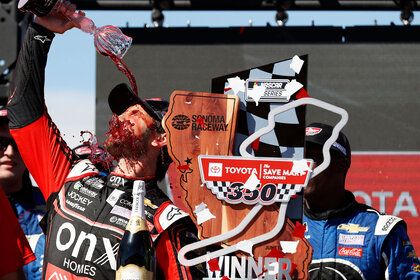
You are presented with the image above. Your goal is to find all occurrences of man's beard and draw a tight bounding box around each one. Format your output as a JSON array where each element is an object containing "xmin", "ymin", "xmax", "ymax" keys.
[{"xmin": 104, "ymin": 114, "xmax": 150, "ymax": 161}]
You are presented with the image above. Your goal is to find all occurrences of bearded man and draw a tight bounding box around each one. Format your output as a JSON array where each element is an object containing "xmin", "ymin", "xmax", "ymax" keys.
[{"xmin": 7, "ymin": 2, "xmax": 205, "ymax": 279}]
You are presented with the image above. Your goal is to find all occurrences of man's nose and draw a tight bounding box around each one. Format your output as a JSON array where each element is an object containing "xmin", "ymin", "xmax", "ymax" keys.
[{"xmin": 3, "ymin": 143, "xmax": 15, "ymax": 155}]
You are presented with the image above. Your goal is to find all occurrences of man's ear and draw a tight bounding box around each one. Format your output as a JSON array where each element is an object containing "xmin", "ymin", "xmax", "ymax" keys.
[{"xmin": 151, "ymin": 132, "xmax": 167, "ymax": 147}]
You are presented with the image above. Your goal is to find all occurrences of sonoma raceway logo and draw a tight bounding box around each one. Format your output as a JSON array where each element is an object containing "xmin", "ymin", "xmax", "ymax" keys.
[
  {"xmin": 199, "ymin": 155, "xmax": 313, "ymax": 205},
  {"xmin": 171, "ymin": 114, "xmax": 190, "ymax": 130},
  {"xmin": 171, "ymin": 114, "xmax": 228, "ymax": 131}
]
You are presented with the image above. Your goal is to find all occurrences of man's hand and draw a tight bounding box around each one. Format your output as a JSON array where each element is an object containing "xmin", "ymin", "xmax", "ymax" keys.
[{"xmin": 34, "ymin": 0, "xmax": 84, "ymax": 34}]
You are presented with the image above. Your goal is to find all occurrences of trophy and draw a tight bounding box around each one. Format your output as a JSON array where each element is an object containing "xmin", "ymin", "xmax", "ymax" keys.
[{"xmin": 18, "ymin": 0, "xmax": 132, "ymax": 59}]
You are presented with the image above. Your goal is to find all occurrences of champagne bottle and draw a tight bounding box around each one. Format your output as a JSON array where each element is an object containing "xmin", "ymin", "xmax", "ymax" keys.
[{"xmin": 116, "ymin": 180, "xmax": 155, "ymax": 280}]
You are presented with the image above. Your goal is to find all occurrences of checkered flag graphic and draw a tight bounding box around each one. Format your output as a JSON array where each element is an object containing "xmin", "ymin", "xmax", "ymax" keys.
[
  {"xmin": 209, "ymin": 181, "xmax": 231, "ymax": 200},
  {"xmin": 276, "ymin": 184, "xmax": 303, "ymax": 202},
  {"xmin": 212, "ymin": 55, "xmax": 307, "ymax": 159}
]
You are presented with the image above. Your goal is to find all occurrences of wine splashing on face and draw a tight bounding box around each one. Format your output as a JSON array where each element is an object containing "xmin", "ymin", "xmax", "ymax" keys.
[
  {"xmin": 79, "ymin": 131, "xmax": 114, "ymax": 173},
  {"xmin": 104, "ymin": 113, "xmax": 152, "ymax": 174}
]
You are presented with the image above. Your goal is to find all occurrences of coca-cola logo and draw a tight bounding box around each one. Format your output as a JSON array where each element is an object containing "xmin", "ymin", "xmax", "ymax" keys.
[{"xmin": 338, "ymin": 247, "xmax": 363, "ymax": 258}]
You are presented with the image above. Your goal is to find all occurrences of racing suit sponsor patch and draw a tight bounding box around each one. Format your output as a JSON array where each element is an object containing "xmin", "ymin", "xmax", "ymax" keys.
[
  {"xmin": 156, "ymin": 203, "xmax": 189, "ymax": 232},
  {"xmin": 106, "ymin": 189, "xmax": 124, "ymax": 207},
  {"xmin": 374, "ymin": 215, "xmax": 402, "ymax": 235},
  {"xmin": 338, "ymin": 233, "xmax": 365, "ymax": 246},
  {"xmin": 110, "ymin": 205, "xmax": 131, "ymax": 219},
  {"xmin": 67, "ymin": 160, "xmax": 100, "ymax": 179},
  {"xmin": 338, "ymin": 247, "xmax": 363, "ymax": 258},
  {"xmin": 403, "ymin": 240, "xmax": 413, "ymax": 246},
  {"xmin": 337, "ymin": 223, "xmax": 369, "ymax": 233}
]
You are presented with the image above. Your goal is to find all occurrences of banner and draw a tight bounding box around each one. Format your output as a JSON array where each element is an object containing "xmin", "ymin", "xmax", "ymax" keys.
[{"xmin": 346, "ymin": 153, "xmax": 420, "ymax": 254}]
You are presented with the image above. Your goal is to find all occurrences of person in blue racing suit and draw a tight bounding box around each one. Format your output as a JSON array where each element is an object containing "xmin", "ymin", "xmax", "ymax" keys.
[
  {"xmin": 303, "ymin": 122, "xmax": 420, "ymax": 280},
  {"xmin": 0, "ymin": 100, "xmax": 45, "ymax": 280}
]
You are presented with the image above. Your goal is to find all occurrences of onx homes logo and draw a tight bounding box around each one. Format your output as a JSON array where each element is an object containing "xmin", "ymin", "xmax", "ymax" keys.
[
  {"xmin": 245, "ymin": 79, "xmax": 290, "ymax": 103},
  {"xmin": 199, "ymin": 155, "xmax": 313, "ymax": 206}
]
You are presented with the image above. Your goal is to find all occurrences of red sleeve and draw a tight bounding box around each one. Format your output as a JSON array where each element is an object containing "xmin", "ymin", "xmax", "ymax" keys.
[
  {"xmin": 7, "ymin": 23, "xmax": 73, "ymax": 200},
  {"xmin": 10, "ymin": 113, "xmax": 73, "ymax": 200},
  {"xmin": 0, "ymin": 189, "xmax": 36, "ymax": 277},
  {"xmin": 155, "ymin": 222, "xmax": 206, "ymax": 280}
]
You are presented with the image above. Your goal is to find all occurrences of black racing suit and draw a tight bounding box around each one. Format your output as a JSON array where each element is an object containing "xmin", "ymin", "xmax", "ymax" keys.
[{"xmin": 8, "ymin": 22, "xmax": 205, "ymax": 280}]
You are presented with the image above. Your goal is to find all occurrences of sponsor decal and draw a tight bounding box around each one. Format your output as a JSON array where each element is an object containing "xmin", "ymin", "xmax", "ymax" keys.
[
  {"xmin": 110, "ymin": 205, "xmax": 131, "ymax": 219},
  {"xmin": 338, "ymin": 233, "xmax": 365, "ymax": 246},
  {"xmin": 171, "ymin": 114, "xmax": 191, "ymax": 130},
  {"xmin": 55, "ymin": 222, "xmax": 119, "ymax": 275},
  {"xmin": 62, "ymin": 257, "xmax": 96, "ymax": 277},
  {"xmin": 374, "ymin": 215, "xmax": 402, "ymax": 236},
  {"xmin": 119, "ymin": 198, "xmax": 132, "ymax": 207},
  {"xmin": 78, "ymin": 187, "xmax": 98, "ymax": 198},
  {"xmin": 305, "ymin": 127, "xmax": 322, "ymax": 136},
  {"xmin": 167, "ymin": 207, "xmax": 184, "ymax": 220},
  {"xmin": 403, "ymin": 241, "xmax": 413, "ymax": 247},
  {"xmin": 208, "ymin": 162, "xmax": 223, "ymax": 177},
  {"xmin": 199, "ymin": 155, "xmax": 312, "ymax": 205},
  {"xmin": 337, "ymin": 223, "xmax": 369, "ymax": 233},
  {"xmin": 144, "ymin": 198, "xmax": 158, "ymax": 210},
  {"xmin": 81, "ymin": 162, "xmax": 98, "ymax": 173},
  {"xmin": 67, "ymin": 191, "xmax": 93, "ymax": 206},
  {"xmin": 189, "ymin": 115, "xmax": 228, "ymax": 132},
  {"xmin": 338, "ymin": 247, "xmax": 363, "ymax": 258},
  {"xmin": 106, "ymin": 189, "xmax": 124, "ymax": 207},
  {"xmin": 382, "ymin": 216, "xmax": 397, "ymax": 232},
  {"xmin": 412, "ymin": 264, "xmax": 420, "ymax": 272},
  {"xmin": 83, "ymin": 177, "xmax": 105, "ymax": 190},
  {"xmin": 158, "ymin": 205, "xmax": 189, "ymax": 231},
  {"xmin": 34, "ymin": 35, "xmax": 51, "ymax": 43},
  {"xmin": 108, "ymin": 176, "xmax": 126, "ymax": 187},
  {"xmin": 74, "ymin": 182, "xmax": 82, "ymax": 190},
  {"xmin": 245, "ymin": 79, "xmax": 290, "ymax": 103},
  {"xmin": 65, "ymin": 199, "xmax": 86, "ymax": 212},
  {"xmin": 67, "ymin": 160, "xmax": 99, "ymax": 179},
  {"xmin": 109, "ymin": 216, "xmax": 128, "ymax": 228}
]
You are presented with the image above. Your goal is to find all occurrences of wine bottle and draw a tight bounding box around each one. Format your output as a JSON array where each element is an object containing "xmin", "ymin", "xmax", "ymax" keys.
[{"xmin": 116, "ymin": 180, "xmax": 155, "ymax": 280}]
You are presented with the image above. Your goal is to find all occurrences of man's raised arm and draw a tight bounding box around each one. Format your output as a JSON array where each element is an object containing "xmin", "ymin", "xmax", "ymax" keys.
[{"xmin": 7, "ymin": 3, "xmax": 82, "ymax": 199}]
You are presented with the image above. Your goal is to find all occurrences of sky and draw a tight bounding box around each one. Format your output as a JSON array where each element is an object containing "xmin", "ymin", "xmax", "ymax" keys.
[{"xmin": 43, "ymin": 10, "xmax": 420, "ymax": 148}]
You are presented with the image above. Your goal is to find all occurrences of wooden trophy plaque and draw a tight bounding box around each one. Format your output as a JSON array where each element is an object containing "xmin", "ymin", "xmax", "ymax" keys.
[{"xmin": 163, "ymin": 88, "xmax": 311, "ymax": 279}]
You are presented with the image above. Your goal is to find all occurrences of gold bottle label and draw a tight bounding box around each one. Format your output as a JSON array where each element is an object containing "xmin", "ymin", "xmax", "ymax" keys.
[
  {"xmin": 126, "ymin": 216, "xmax": 148, "ymax": 234},
  {"xmin": 115, "ymin": 264, "xmax": 153, "ymax": 280}
]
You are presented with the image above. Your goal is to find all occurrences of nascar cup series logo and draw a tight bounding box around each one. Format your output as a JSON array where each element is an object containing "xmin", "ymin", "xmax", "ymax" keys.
[{"xmin": 245, "ymin": 79, "xmax": 290, "ymax": 102}]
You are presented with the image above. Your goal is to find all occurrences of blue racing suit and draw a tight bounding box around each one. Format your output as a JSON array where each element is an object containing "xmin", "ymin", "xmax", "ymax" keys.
[
  {"xmin": 7, "ymin": 181, "xmax": 46, "ymax": 280},
  {"xmin": 303, "ymin": 191, "xmax": 420, "ymax": 280}
]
